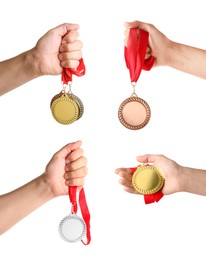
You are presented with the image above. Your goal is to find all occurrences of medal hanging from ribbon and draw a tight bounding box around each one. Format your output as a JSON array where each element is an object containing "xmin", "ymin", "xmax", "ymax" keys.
[
  {"xmin": 130, "ymin": 164, "xmax": 164, "ymax": 204},
  {"xmin": 51, "ymin": 58, "xmax": 85, "ymax": 125},
  {"xmin": 59, "ymin": 186, "xmax": 91, "ymax": 244},
  {"xmin": 118, "ymin": 28, "xmax": 155, "ymax": 130}
]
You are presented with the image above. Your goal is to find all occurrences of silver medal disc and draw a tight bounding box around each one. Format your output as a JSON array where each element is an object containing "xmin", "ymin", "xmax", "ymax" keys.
[{"xmin": 59, "ymin": 214, "xmax": 86, "ymax": 243}]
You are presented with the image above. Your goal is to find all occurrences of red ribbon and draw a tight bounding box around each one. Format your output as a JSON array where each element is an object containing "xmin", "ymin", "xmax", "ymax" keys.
[
  {"xmin": 124, "ymin": 28, "xmax": 155, "ymax": 83},
  {"xmin": 130, "ymin": 167, "xmax": 164, "ymax": 204},
  {"xmin": 69, "ymin": 186, "xmax": 91, "ymax": 245},
  {"xmin": 61, "ymin": 58, "xmax": 86, "ymax": 84}
]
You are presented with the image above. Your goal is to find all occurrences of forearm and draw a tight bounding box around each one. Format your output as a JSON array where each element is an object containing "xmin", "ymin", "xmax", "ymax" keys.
[
  {"xmin": 167, "ymin": 42, "xmax": 206, "ymax": 79},
  {"xmin": 181, "ymin": 166, "xmax": 206, "ymax": 196},
  {"xmin": 0, "ymin": 175, "xmax": 54, "ymax": 235},
  {"xmin": 0, "ymin": 49, "xmax": 39, "ymax": 96}
]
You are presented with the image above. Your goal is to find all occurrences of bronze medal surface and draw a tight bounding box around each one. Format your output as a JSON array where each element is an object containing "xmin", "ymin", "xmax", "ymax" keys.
[
  {"xmin": 69, "ymin": 94, "xmax": 84, "ymax": 120},
  {"xmin": 118, "ymin": 96, "xmax": 151, "ymax": 130},
  {"xmin": 51, "ymin": 93, "xmax": 79, "ymax": 124},
  {"xmin": 132, "ymin": 165, "xmax": 164, "ymax": 194}
]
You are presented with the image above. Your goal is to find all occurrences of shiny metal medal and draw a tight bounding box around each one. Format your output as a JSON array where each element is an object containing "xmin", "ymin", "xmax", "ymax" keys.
[
  {"xmin": 118, "ymin": 94, "xmax": 151, "ymax": 130},
  {"xmin": 50, "ymin": 92, "xmax": 79, "ymax": 125},
  {"xmin": 68, "ymin": 93, "xmax": 84, "ymax": 120},
  {"xmin": 59, "ymin": 214, "xmax": 86, "ymax": 243},
  {"xmin": 132, "ymin": 165, "xmax": 164, "ymax": 194}
]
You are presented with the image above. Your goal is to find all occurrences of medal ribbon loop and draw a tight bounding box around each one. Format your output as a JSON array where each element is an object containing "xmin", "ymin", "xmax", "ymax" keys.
[
  {"xmin": 62, "ymin": 58, "xmax": 86, "ymax": 84},
  {"xmin": 69, "ymin": 186, "xmax": 91, "ymax": 245},
  {"xmin": 124, "ymin": 28, "xmax": 155, "ymax": 83}
]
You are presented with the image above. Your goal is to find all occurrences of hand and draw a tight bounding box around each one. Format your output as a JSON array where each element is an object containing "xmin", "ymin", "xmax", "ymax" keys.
[
  {"xmin": 43, "ymin": 140, "xmax": 88, "ymax": 197},
  {"xmin": 124, "ymin": 20, "xmax": 172, "ymax": 67},
  {"xmin": 115, "ymin": 154, "xmax": 183, "ymax": 195},
  {"xmin": 32, "ymin": 23, "xmax": 83, "ymax": 76}
]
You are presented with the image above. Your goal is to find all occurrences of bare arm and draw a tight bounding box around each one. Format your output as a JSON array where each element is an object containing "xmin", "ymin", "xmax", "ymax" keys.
[
  {"xmin": 125, "ymin": 21, "xmax": 206, "ymax": 79},
  {"xmin": 0, "ymin": 175, "xmax": 53, "ymax": 235},
  {"xmin": 0, "ymin": 141, "xmax": 87, "ymax": 235},
  {"xmin": 0, "ymin": 23, "xmax": 82, "ymax": 96}
]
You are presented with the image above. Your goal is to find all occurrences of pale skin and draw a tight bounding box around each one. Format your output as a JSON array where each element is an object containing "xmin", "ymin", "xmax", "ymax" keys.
[
  {"xmin": 0, "ymin": 24, "xmax": 86, "ymax": 234},
  {"xmin": 115, "ymin": 154, "xmax": 206, "ymax": 197},
  {"xmin": 124, "ymin": 20, "xmax": 206, "ymax": 79},
  {"xmin": 116, "ymin": 21, "xmax": 206, "ymax": 197},
  {"xmin": 0, "ymin": 140, "xmax": 88, "ymax": 235},
  {"xmin": 0, "ymin": 23, "xmax": 83, "ymax": 96}
]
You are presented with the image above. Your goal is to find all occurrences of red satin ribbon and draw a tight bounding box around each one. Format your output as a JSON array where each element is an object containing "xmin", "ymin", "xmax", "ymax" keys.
[
  {"xmin": 130, "ymin": 167, "xmax": 164, "ymax": 204},
  {"xmin": 124, "ymin": 28, "xmax": 155, "ymax": 83},
  {"xmin": 69, "ymin": 186, "xmax": 91, "ymax": 245},
  {"xmin": 62, "ymin": 58, "xmax": 86, "ymax": 84}
]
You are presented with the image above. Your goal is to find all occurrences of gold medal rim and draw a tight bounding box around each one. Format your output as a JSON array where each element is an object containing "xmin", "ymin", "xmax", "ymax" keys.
[
  {"xmin": 51, "ymin": 93, "xmax": 79, "ymax": 125},
  {"xmin": 118, "ymin": 96, "xmax": 151, "ymax": 130},
  {"xmin": 132, "ymin": 165, "xmax": 164, "ymax": 194}
]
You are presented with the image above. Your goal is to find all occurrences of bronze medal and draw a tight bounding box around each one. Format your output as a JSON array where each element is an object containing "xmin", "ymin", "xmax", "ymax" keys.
[
  {"xmin": 132, "ymin": 165, "xmax": 164, "ymax": 194},
  {"xmin": 68, "ymin": 93, "xmax": 84, "ymax": 120},
  {"xmin": 119, "ymin": 28, "xmax": 155, "ymax": 130},
  {"xmin": 50, "ymin": 92, "xmax": 79, "ymax": 125},
  {"xmin": 118, "ymin": 94, "xmax": 151, "ymax": 130}
]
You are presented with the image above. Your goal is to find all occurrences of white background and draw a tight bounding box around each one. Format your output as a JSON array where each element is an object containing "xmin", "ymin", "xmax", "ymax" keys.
[{"xmin": 1, "ymin": 0, "xmax": 206, "ymax": 259}]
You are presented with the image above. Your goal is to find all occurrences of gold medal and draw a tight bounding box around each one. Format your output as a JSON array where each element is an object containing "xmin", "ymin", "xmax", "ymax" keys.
[
  {"xmin": 132, "ymin": 165, "xmax": 164, "ymax": 194},
  {"xmin": 51, "ymin": 91, "xmax": 79, "ymax": 125},
  {"xmin": 118, "ymin": 94, "xmax": 151, "ymax": 130}
]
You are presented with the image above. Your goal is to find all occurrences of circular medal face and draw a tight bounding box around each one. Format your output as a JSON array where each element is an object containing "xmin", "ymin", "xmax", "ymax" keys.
[
  {"xmin": 51, "ymin": 93, "xmax": 79, "ymax": 124},
  {"xmin": 132, "ymin": 165, "xmax": 164, "ymax": 194},
  {"xmin": 59, "ymin": 214, "xmax": 86, "ymax": 243},
  {"xmin": 69, "ymin": 94, "xmax": 84, "ymax": 120},
  {"xmin": 118, "ymin": 96, "xmax": 151, "ymax": 130}
]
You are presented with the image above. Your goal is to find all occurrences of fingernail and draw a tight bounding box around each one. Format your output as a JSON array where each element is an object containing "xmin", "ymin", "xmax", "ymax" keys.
[{"xmin": 65, "ymin": 174, "xmax": 69, "ymax": 179}]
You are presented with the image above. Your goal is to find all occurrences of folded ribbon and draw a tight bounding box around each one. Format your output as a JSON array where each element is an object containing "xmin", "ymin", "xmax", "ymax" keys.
[
  {"xmin": 69, "ymin": 186, "xmax": 91, "ymax": 245},
  {"xmin": 62, "ymin": 58, "xmax": 86, "ymax": 84}
]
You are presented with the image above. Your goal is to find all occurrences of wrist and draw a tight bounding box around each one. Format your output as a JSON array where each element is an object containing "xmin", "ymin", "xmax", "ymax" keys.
[
  {"xmin": 36, "ymin": 174, "xmax": 56, "ymax": 201},
  {"xmin": 165, "ymin": 40, "xmax": 178, "ymax": 67},
  {"xmin": 177, "ymin": 165, "xmax": 189, "ymax": 192},
  {"xmin": 24, "ymin": 48, "xmax": 43, "ymax": 78}
]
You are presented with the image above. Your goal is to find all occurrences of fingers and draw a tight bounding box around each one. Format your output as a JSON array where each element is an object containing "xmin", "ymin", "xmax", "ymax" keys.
[
  {"xmin": 124, "ymin": 20, "xmax": 150, "ymax": 31},
  {"xmin": 124, "ymin": 187, "xmax": 138, "ymax": 194},
  {"xmin": 60, "ymin": 40, "xmax": 83, "ymax": 53},
  {"xmin": 64, "ymin": 166, "xmax": 88, "ymax": 186},
  {"xmin": 64, "ymin": 160, "xmax": 88, "ymax": 186},
  {"xmin": 65, "ymin": 156, "xmax": 88, "ymax": 171},
  {"xmin": 59, "ymin": 50, "xmax": 82, "ymax": 64},
  {"xmin": 62, "ymin": 30, "xmax": 79, "ymax": 43},
  {"xmin": 59, "ymin": 30, "xmax": 83, "ymax": 69},
  {"xmin": 54, "ymin": 140, "xmax": 82, "ymax": 160},
  {"xmin": 115, "ymin": 168, "xmax": 138, "ymax": 194},
  {"xmin": 64, "ymin": 145, "xmax": 88, "ymax": 187}
]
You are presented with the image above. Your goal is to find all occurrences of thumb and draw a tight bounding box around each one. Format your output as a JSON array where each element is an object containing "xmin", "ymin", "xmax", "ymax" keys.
[
  {"xmin": 124, "ymin": 20, "xmax": 149, "ymax": 31},
  {"xmin": 136, "ymin": 154, "xmax": 156, "ymax": 164},
  {"xmin": 53, "ymin": 23, "xmax": 79, "ymax": 37},
  {"xmin": 55, "ymin": 140, "xmax": 82, "ymax": 159}
]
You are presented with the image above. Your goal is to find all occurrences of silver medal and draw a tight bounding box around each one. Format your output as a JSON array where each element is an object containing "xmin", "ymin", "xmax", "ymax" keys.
[{"xmin": 59, "ymin": 213, "xmax": 86, "ymax": 243}]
